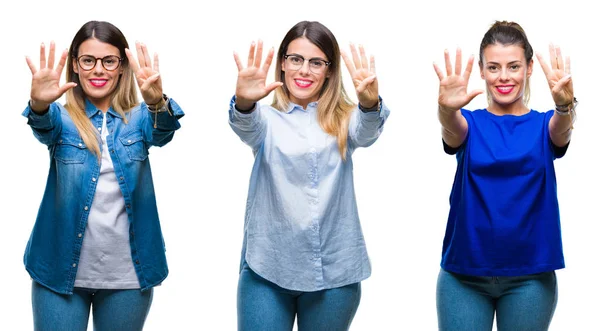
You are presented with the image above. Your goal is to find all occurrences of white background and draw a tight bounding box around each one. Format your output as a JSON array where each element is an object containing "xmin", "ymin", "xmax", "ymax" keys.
[{"xmin": 1, "ymin": 0, "xmax": 598, "ymax": 330}]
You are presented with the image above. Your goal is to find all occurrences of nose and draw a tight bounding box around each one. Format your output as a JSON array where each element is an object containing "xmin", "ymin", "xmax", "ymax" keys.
[
  {"xmin": 93, "ymin": 59, "xmax": 104, "ymax": 73},
  {"xmin": 298, "ymin": 61, "xmax": 310, "ymax": 75},
  {"xmin": 499, "ymin": 67, "xmax": 509, "ymax": 81}
]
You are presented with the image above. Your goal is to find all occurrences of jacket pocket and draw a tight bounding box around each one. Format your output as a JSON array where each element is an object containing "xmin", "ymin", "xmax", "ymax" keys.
[
  {"xmin": 54, "ymin": 135, "xmax": 87, "ymax": 164},
  {"xmin": 119, "ymin": 131, "xmax": 148, "ymax": 161}
]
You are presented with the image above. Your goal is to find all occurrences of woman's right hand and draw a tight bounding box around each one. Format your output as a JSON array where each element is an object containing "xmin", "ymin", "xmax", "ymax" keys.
[
  {"xmin": 433, "ymin": 48, "xmax": 483, "ymax": 113},
  {"xmin": 26, "ymin": 41, "xmax": 77, "ymax": 113},
  {"xmin": 233, "ymin": 40, "xmax": 283, "ymax": 110}
]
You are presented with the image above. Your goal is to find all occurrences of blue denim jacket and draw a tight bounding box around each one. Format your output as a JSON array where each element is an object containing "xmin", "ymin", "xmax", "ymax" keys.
[
  {"xmin": 22, "ymin": 99, "xmax": 184, "ymax": 294},
  {"xmin": 229, "ymin": 96, "xmax": 389, "ymax": 292}
]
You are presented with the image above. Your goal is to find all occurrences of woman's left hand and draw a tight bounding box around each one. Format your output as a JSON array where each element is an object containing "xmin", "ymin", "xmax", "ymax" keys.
[
  {"xmin": 536, "ymin": 44, "xmax": 574, "ymax": 106},
  {"xmin": 125, "ymin": 42, "xmax": 163, "ymax": 105},
  {"xmin": 342, "ymin": 44, "xmax": 378, "ymax": 109}
]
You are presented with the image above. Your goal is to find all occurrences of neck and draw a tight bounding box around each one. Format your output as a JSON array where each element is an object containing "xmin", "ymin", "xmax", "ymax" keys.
[{"xmin": 487, "ymin": 100, "xmax": 529, "ymax": 116}]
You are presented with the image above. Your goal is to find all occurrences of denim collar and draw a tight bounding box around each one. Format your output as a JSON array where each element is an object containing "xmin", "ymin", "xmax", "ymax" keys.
[{"xmin": 84, "ymin": 99, "xmax": 122, "ymax": 119}]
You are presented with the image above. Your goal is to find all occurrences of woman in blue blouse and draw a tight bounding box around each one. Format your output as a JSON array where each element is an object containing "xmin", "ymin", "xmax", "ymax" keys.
[
  {"xmin": 23, "ymin": 21, "xmax": 183, "ymax": 330},
  {"xmin": 433, "ymin": 21, "xmax": 575, "ymax": 330},
  {"xmin": 230, "ymin": 21, "xmax": 389, "ymax": 330}
]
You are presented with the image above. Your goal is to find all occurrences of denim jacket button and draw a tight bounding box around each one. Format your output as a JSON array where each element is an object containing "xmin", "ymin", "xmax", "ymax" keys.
[
  {"xmin": 84, "ymin": 206, "xmax": 89, "ymax": 211},
  {"xmin": 78, "ymin": 233, "xmax": 82, "ymax": 238},
  {"xmin": 72, "ymin": 263, "xmax": 77, "ymax": 268}
]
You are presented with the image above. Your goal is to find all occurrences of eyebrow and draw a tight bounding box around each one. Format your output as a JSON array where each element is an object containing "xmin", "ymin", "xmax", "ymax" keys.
[
  {"xmin": 486, "ymin": 60, "xmax": 523, "ymax": 65},
  {"xmin": 287, "ymin": 53, "xmax": 328, "ymax": 62}
]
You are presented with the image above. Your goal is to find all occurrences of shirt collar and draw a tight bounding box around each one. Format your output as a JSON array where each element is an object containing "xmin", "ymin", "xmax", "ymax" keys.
[
  {"xmin": 84, "ymin": 99, "xmax": 123, "ymax": 119},
  {"xmin": 285, "ymin": 101, "xmax": 319, "ymax": 114}
]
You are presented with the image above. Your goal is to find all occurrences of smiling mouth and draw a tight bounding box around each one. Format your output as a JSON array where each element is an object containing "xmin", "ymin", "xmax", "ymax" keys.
[
  {"xmin": 294, "ymin": 79, "xmax": 313, "ymax": 88},
  {"xmin": 90, "ymin": 79, "xmax": 108, "ymax": 87},
  {"xmin": 496, "ymin": 86, "xmax": 514, "ymax": 95}
]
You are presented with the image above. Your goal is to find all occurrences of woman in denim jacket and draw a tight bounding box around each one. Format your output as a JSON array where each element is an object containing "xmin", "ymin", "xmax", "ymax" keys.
[
  {"xmin": 23, "ymin": 20, "xmax": 183, "ymax": 331},
  {"xmin": 230, "ymin": 21, "xmax": 389, "ymax": 331}
]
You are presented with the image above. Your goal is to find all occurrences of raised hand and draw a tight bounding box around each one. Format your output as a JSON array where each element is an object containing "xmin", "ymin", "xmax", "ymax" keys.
[
  {"xmin": 536, "ymin": 44, "xmax": 574, "ymax": 106},
  {"xmin": 341, "ymin": 43, "xmax": 378, "ymax": 109},
  {"xmin": 434, "ymin": 48, "xmax": 483, "ymax": 113},
  {"xmin": 26, "ymin": 41, "xmax": 77, "ymax": 113},
  {"xmin": 125, "ymin": 42, "xmax": 163, "ymax": 105},
  {"xmin": 234, "ymin": 40, "xmax": 283, "ymax": 110}
]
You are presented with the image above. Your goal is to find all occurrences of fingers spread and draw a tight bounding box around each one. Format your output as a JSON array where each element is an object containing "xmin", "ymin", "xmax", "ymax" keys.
[
  {"xmin": 454, "ymin": 48, "xmax": 462, "ymax": 76},
  {"xmin": 463, "ymin": 55, "xmax": 475, "ymax": 80},
  {"xmin": 247, "ymin": 41, "xmax": 256, "ymax": 68},
  {"xmin": 125, "ymin": 48, "xmax": 140, "ymax": 73},
  {"xmin": 26, "ymin": 56, "xmax": 38, "ymax": 75},
  {"xmin": 39, "ymin": 42, "xmax": 47, "ymax": 69},
  {"xmin": 233, "ymin": 52, "xmax": 244, "ymax": 71},
  {"xmin": 55, "ymin": 49, "xmax": 69, "ymax": 75},
  {"xmin": 254, "ymin": 40, "xmax": 263, "ymax": 68},
  {"xmin": 341, "ymin": 50, "xmax": 356, "ymax": 77},
  {"xmin": 48, "ymin": 41, "xmax": 56, "ymax": 69},
  {"xmin": 350, "ymin": 43, "xmax": 361, "ymax": 70},
  {"xmin": 359, "ymin": 44, "xmax": 368, "ymax": 69},
  {"xmin": 444, "ymin": 49, "xmax": 452, "ymax": 77},
  {"xmin": 154, "ymin": 53, "xmax": 160, "ymax": 72}
]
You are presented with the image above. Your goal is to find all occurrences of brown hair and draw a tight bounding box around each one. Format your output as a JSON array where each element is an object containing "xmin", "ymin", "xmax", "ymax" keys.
[
  {"xmin": 479, "ymin": 21, "xmax": 534, "ymax": 105},
  {"xmin": 65, "ymin": 20, "xmax": 138, "ymax": 158},
  {"xmin": 272, "ymin": 21, "xmax": 355, "ymax": 160}
]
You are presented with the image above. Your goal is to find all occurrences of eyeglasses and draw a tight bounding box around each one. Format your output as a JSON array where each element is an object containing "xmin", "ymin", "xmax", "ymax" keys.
[
  {"xmin": 284, "ymin": 54, "xmax": 330, "ymax": 74},
  {"xmin": 76, "ymin": 55, "xmax": 122, "ymax": 71}
]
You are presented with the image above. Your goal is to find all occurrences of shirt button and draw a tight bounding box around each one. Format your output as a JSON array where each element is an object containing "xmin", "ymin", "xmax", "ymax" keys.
[
  {"xmin": 72, "ymin": 263, "xmax": 77, "ymax": 268},
  {"xmin": 78, "ymin": 143, "xmax": 83, "ymax": 147},
  {"xmin": 119, "ymin": 176, "xmax": 124, "ymax": 181},
  {"xmin": 92, "ymin": 178, "xmax": 97, "ymax": 182},
  {"xmin": 135, "ymin": 260, "xmax": 140, "ymax": 264},
  {"xmin": 78, "ymin": 233, "xmax": 82, "ymax": 238},
  {"xmin": 84, "ymin": 206, "xmax": 89, "ymax": 211},
  {"xmin": 97, "ymin": 127, "xmax": 101, "ymax": 131},
  {"xmin": 127, "ymin": 140, "xmax": 132, "ymax": 143}
]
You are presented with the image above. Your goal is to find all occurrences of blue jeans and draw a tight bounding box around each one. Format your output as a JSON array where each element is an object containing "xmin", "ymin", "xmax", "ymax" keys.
[
  {"xmin": 237, "ymin": 263, "xmax": 361, "ymax": 331},
  {"xmin": 32, "ymin": 281, "xmax": 153, "ymax": 331},
  {"xmin": 436, "ymin": 269, "xmax": 558, "ymax": 331}
]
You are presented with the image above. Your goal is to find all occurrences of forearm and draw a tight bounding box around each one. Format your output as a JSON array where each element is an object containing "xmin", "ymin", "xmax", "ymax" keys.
[
  {"xmin": 438, "ymin": 106, "xmax": 467, "ymax": 148},
  {"xmin": 549, "ymin": 110, "xmax": 574, "ymax": 147}
]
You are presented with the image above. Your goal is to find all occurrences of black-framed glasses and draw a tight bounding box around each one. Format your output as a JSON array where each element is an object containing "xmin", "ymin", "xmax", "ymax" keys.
[
  {"xmin": 76, "ymin": 55, "xmax": 122, "ymax": 71},
  {"xmin": 284, "ymin": 54, "xmax": 330, "ymax": 74}
]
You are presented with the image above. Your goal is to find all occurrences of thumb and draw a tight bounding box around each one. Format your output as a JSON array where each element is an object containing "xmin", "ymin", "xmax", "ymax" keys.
[
  {"xmin": 58, "ymin": 82, "xmax": 77, "ymax": 95},
  {"xmin": 465, "ymin": 89, "xmax": 484, "ymax": 103}
]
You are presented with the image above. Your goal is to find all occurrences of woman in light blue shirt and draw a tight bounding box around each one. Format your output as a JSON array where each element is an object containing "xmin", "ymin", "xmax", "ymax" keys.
[
  {"xmin": 230, "ymin": 21, "xmax": 389, "ymax": 331},
  {"xmin": 23, "ymin": 21, "xmax": 183, "ymax": 330}
]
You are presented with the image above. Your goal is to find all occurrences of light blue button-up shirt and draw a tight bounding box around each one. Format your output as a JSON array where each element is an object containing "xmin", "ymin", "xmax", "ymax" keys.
[
  {"xmin": 22, "ymin": 99, "xmax": 184, "ymax": 294},
  {"xmin": 229, "ymin": 96, "xmax": 389, "ymax": 291}
]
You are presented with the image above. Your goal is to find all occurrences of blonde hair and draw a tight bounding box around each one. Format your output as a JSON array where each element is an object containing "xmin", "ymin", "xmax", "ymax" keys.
[
  {"xmin": 65, "ymin": 21, "xmax": 138, "ymax": 158},
  {"xmin": 272, "ymin": 21, "xmax": 355, "ymax": 160}
]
